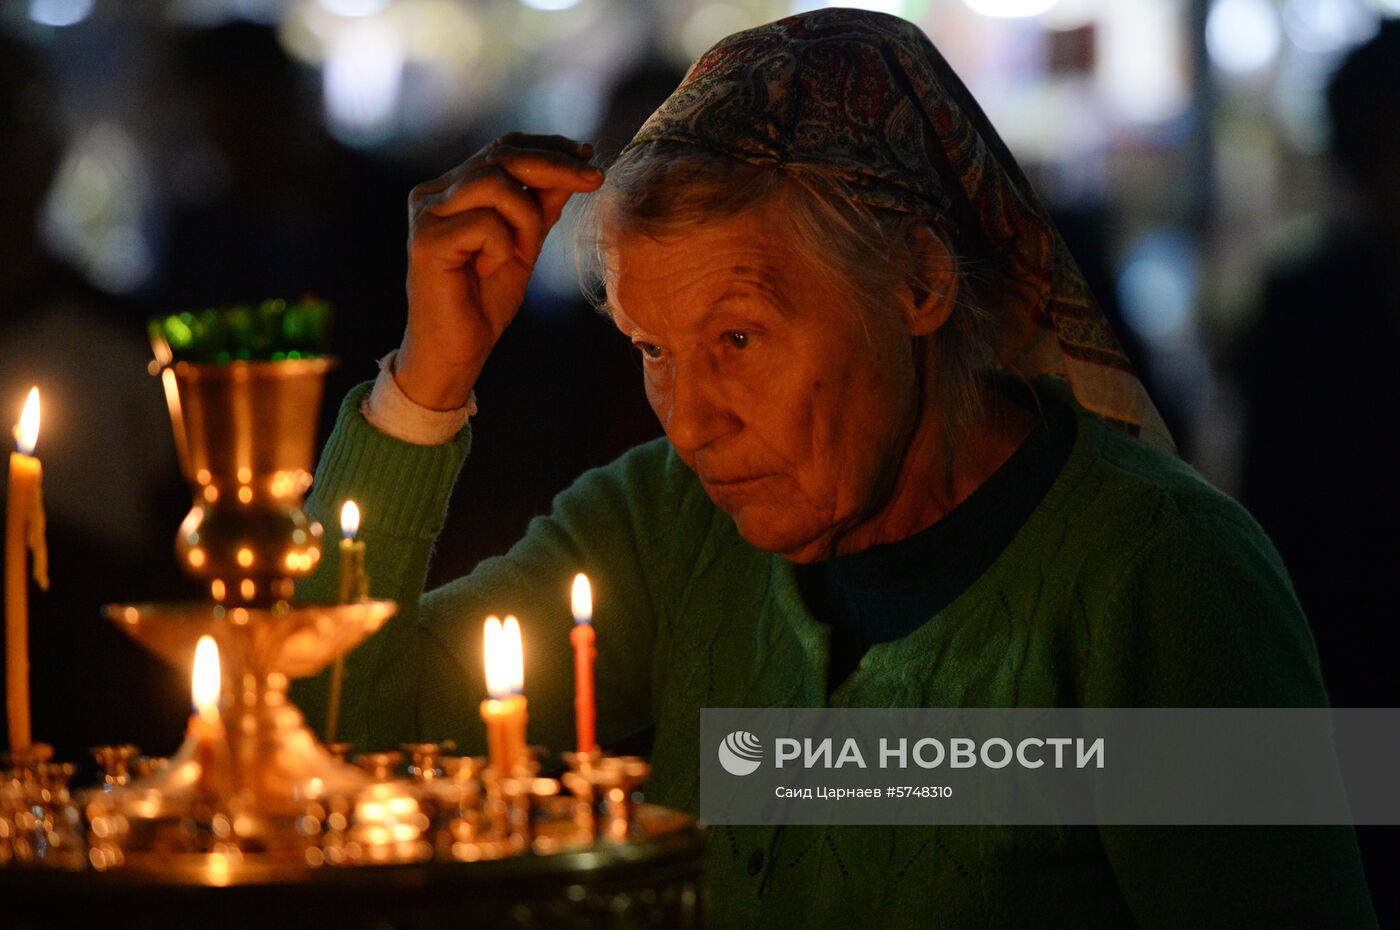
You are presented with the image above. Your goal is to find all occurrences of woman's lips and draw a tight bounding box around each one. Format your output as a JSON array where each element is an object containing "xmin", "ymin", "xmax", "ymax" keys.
[
  {"xmin": 704, "ymin": 473, "xmax": 768, "ymax": 485},
  {"xmin": 702, "ymin": 473, "xmax": 775, "ymax": 493}
]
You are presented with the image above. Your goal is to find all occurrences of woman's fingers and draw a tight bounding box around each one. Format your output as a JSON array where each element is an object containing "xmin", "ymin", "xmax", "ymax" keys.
[
  {"xmin": 422, "ymin": 167, "xmax": 546, "ymax": 261},
  {"xmin": 482, "ymin": 145, "xmax": 603, "ymax": 235},
  {"xmin": 412, "ymin": 144, "xmax": 602, "ymax": 263},
  {"xmin": 491, "ymin": 147, "xmax": 603, "ymax": 234},
  {"xmin": 412, "ymin": 207, "xmax": 516, "ymax": 282},
  {"xmin": 494, "ymin": 131, "xmax": 593, "ymax": 159},
  {"xmin": 412, "ymin": 134, "xmax": 596, "ymax": 200},
  {"xmin": 422, "ymin": 149, "xmax": 603, "ymax": 211},
  {"xmin": 538, "ymin": 186, "xmax": 578, "ymax": 231},
  {"xmin": 489, "ymin": 147, "xmax": 602, "ymax": 190}
]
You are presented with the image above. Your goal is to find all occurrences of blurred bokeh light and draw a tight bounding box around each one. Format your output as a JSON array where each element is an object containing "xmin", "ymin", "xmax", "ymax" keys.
[{"xmin": 3, "ymin": 0, "xmax": 1393, "ymax": 482}]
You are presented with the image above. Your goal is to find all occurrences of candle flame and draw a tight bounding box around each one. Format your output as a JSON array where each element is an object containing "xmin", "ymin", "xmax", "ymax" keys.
[
  {"xmin": 571, "ymin": 573, "xmax": 592, "ymax": 624},
  {"xmin": 484, "ymin": 615, "xmax": 502, "ymax": 697},
  {"xmin": 14, "ymin": 387, "xmax": 39, "ymax": 455},
  {"xmin": 192, "ymin": 635, "xmax": 221, "ymax": 722},
  {"xmin": 483, "ymin": 614, "xmax": 525, "ymax": 698},
  {"xmin": 341, "ymin": 500, "xmax": 361, "ymax": 540},
  {"xmin": 503, "ymin": 615, "xmax": 524, "ymax": 694}
]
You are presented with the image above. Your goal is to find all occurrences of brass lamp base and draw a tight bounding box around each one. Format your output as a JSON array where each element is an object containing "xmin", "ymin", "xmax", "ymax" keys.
[{"xmin": 94, "ymin": 600, "xmax": 423, "ymax": 872}]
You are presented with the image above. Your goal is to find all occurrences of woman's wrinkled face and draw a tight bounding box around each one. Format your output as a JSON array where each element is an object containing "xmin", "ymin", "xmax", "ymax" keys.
[{"xmin": 604, "ymin": 199, "xmax": 921, "ymax": 562}]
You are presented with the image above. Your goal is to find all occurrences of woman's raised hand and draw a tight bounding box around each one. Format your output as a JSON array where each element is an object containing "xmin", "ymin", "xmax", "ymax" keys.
[{"xmin": 397, "ymin": 132, "xmax": 604, "ymax": 410}]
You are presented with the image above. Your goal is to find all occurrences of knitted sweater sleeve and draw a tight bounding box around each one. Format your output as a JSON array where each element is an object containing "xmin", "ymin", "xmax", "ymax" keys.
[
  {"xmin": 290, "ymin": 382, "xmax": 682, "ymax": 757},
  {"xmin": 1085, "ymin": 499, "xmax": 1378, "ymax": 929}
]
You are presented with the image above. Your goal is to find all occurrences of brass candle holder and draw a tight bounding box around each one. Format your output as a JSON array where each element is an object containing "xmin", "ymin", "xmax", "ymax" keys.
[
  {"xmin": 0, "ymin": 758, "xmax": 85, "ymax": 869},
  {"xmin": 403, "ymin": 742, "xmax": 454, "ymax": 782},
  {"xmin": 156, "ymin": 358, "xmax": 332, "ymax": 607},
  {"xmin": 562, "ymin": 752, "xmax": 652, "ymax": 842},
  {"xmin": 499, "ymin": 772, "xmax": 561, "ymax": 852},
  {"xmin": 95, "ymin": 355, "xmax": 421, "ymax": 874},
  {"xmin": 91, "ymin": 744, "xmax": 140, "ymax": 790},
  {"xmin": 93, "ymin": 599, "xmax": 407, "ymax": 867},
  {"xmin": 354, "ymin": 751, "xmax": 403, "ymax": 782},
  {"xmin": 420, "ymin": 754, "xmax": 484, "ymax": 858}
]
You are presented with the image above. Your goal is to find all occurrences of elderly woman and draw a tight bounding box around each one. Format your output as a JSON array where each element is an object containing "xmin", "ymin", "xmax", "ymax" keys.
[{"xmin": 295, "ymin": 10, "xmax": 1376, "ymax": 928}]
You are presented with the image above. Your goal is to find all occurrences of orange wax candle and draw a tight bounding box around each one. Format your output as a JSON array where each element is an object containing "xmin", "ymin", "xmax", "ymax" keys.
[
  {"xmin": 5, "ymin": 388, "xmax": 47, "ymax": 755},
  {"xmin": 570, "ymin": 573, "xmax": 597, "ymax": 754},
  {"xmin": 481, "ymin": 694, "xmax": 529, "ymax": 776},
  {"xmin": 480, "ymin": 615, "xmax": 529, "ymax": 776}
]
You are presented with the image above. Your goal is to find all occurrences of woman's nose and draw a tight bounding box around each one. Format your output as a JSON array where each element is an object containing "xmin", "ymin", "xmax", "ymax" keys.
[{"xmin": 653, "ymin": 364, "xmax": 739, "ymax": 454}]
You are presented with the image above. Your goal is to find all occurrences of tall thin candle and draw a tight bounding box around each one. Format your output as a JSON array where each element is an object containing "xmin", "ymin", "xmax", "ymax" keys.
[
  {"xmin": 5, "ymin": 388, "xmax": 47, "ymax": 755},
  {"xmin": 336, "ymin": 500, "xmax": 368, "ymax": 603},
  {"xmin": 326, "ymin": 500, "xmax": 366, "ymax": 744},
  {"xmin": 570, "ymin": 573, "xmax": 597, "ymax": 755}
]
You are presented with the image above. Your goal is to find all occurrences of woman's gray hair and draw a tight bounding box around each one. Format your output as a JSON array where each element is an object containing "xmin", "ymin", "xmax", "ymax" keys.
[{"xmin": 575, "ymin": 141, "xmax": 1002, "ymax": 444}]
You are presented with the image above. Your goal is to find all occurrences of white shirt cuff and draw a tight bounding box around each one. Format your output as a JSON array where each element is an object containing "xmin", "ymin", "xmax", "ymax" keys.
[{"xmin": 361, "ymin": 350, "xmax": 476, "ymax": 446}]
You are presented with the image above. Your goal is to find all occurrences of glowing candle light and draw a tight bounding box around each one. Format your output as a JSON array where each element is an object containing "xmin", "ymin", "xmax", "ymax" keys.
[
  {"xmin": 570, "ymin": 573, "xmax": 597, "ymax": 754},
  {"xmin": 480, "ymin": 615, "xmax": 529, "ymax": 776},
  {"xmin": 189, "ymin": 634, "xmax": 228, "ymax": 795},
  {"xmin": 6, "ymin": 388, "xmax": 48, "ymax": 755},
  {"xmin": 326, "ymin": 500, "xmax": 368, "ymax": 744},
  {"xmin": 337, "ymin": 500, "xmax": 368, "ymax": 602},
  {"xmin": 192, "ymin": 634, "xmax": 222, "ymax": 724}
]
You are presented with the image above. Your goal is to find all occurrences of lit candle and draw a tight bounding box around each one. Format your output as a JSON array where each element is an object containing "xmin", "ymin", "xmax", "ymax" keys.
[
  {"xmin": 192, "ymin": 634, "xmax": 222, "ymax": 725},
  {"xmin": 189, "ymin": 634, "xmax": 227, "ymax": 793},
  {"xmin": 6, "ymin": 388, "xmax": 48, "ymax": 755},
  {"xmin": 326, "ymin": 500, "xmax": 367, "ymax": 744},
  {"xmin": 570, "ymin": 573, "xmax": 597, "ymax": 755},
  {"xmin": 480, "ymin": 614, "xmax": 529, "ymax": 776},
  {"xmin": 337, "ymin": 500, "xmax": 368, "ymax": 602}
]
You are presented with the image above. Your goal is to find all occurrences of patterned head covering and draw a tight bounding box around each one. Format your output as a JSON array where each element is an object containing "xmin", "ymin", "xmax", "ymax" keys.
[{"xmin": 627, "ymin": 8, "xmax": 1174, "ymax": 453}]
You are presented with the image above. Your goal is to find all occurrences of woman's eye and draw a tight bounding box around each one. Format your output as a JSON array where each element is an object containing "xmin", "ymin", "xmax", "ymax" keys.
[
  {"xmin": 724, "ymin": 331, "xmax": 750, "ymax": 350},
  {"xmin": 633, "ymin": 340, "xmax": 664, "ymax": 360}
]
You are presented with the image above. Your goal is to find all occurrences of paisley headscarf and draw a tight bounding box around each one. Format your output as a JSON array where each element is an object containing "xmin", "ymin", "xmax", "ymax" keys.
[{"xmin": 626, "ymin": 8, "xmax": 1174, "ymax": 453}]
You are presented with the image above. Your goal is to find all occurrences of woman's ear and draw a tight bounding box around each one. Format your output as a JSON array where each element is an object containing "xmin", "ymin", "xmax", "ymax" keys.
[{"xmin": 904, "ymin": 223, "xmax": 958, "ymax": 337}]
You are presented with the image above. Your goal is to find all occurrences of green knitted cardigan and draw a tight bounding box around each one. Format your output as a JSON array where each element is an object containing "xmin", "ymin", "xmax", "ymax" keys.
[{"xmin": 292, "ymin": 381, "xmax": 1376, "ymax": 929}]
